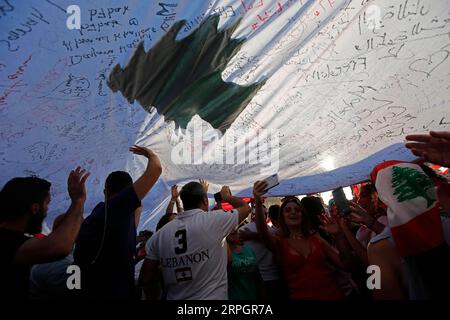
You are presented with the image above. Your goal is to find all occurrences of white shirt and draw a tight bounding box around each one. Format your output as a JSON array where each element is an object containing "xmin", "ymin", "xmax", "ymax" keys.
[
  {"xmin": 239, "ymin": 222, "xmax": 280, "ymax": 281},
  {"xmin": 146, "ymin": 208, "xmax": 239, "ymax": 300}
]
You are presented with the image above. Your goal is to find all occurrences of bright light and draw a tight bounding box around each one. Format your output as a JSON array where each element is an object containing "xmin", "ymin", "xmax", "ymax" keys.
[
  {"xmin": 343, "ymin": 187, "xmax": 353, "ymax": 200},
  {"xmin": 321, "ymin": 187, "xmax": 353, "ymax": 206},
  {"xmin": 321, "ymin": 157, "xmax": 335, "ymax": 171},
  {"xmin": 321, "ymin": 190, "xmax": 333, "ymax": 204}
]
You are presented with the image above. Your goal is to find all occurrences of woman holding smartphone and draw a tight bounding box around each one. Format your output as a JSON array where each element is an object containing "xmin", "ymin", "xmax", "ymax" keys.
[{"xmin": 252, "ymin": 181, "xmax": 354, "ymax": 300}]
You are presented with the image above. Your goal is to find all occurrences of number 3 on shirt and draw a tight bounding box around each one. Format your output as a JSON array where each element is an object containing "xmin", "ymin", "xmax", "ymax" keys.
[{"xmin": 174, "ymin": 229, "xmax": 187, "ymax": 254}]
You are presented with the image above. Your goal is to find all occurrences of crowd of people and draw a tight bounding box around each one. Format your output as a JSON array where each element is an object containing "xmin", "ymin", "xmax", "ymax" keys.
[{"xmin": 1, "ymin": 131, "xmax": 450, "ymax": 300}]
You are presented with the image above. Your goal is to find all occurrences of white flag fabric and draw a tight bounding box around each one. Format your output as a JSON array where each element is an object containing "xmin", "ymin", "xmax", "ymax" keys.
[{"xmin": 1, "ymin": 0, "xmax": 449, "ymax": 231}]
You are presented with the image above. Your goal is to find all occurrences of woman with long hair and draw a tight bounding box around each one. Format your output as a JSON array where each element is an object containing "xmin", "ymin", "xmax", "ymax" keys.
[{"xmin": 252, "ymin": 181, "xmax": 353, "ymax": 300}]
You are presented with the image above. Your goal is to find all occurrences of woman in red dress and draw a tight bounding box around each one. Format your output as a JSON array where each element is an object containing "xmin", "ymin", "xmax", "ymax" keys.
[{"xmin": 252, "ymin": 181, "xmax": 353, "ymax": 300}]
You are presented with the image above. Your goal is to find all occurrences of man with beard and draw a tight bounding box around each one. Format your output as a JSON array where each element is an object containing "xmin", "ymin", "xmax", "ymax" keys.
[{"xmin": 0, "ymin": 167, "xmax": 90, "ymax": 299}]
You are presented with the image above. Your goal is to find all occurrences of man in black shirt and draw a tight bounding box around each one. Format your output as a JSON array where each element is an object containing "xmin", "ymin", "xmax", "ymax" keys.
[
  {"xmin": 0, "ymin": 167, "xmax": 90, "ymax": 299},
  {"xmin": 74, "ymin": 145, "xmax": 162, "ymax": 299}
]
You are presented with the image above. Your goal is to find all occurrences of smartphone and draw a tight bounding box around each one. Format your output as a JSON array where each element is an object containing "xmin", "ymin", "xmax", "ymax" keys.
[
  {"xmin": 214, "ymin": 192, "xmax": 222, "ymax": 203},
  {"xmin": 263, "ymin": 173, "xmax": 279, "ymax": 192},
  {"xmin": 332, "ymin": 187, "xmax": 351, "ymax": 216}
]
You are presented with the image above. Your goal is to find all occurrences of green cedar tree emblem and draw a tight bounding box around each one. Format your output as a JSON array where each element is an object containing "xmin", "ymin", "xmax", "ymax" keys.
[
  {"xmin": 391, "ymin": 166, "xmax": 436, "ymax": 208},
  {"xmin": 108, "ymin": 14, "xmax": 265, "ymax": 133}
]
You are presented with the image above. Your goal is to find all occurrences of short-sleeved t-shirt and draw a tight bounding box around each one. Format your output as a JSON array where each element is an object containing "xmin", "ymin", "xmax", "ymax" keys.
[
  {"xmin": 74, "ymin": 185, "xmax": 141, "ymax": 299},
  {"xmin": 146, "ymin": 208, "xmax": 239, "ymax": 300},
  {"xmin": 0, "ymin": 228, "xmax": 32, "ymax": 299},
  {"xmin": 227, "ymin": 244, "xmax": 260, "ymax": 300}
]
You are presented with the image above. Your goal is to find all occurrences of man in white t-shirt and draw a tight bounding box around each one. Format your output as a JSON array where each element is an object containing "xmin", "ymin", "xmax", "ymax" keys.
[{"xmin": 140, "ymin": 181, "xmax": 255, "ymax": 300}]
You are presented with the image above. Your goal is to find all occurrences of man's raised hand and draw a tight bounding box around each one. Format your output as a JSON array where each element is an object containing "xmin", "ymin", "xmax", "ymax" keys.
[
  {"xmin": 130, "ymin": 145, "xmax": 162, "ymax": 172},
  {"xmin": 199, "ymin": 179, "xmax": 209, "ymax": 193},
  {"xmin": 130, "ymin": 145, "xmax": 157, "ymax": 159},
  {"xmin": 171, "ymin": 185, "xmax": 179, "ymax": 200},
  {"xmin": 67, "ymin": 166, "xmax": 90, "ymax": 203}
]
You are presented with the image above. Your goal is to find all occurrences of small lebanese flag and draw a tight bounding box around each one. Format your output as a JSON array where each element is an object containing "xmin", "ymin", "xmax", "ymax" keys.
[
  {"xmin": 429, "ymin": 164, "xmax": 449, "ymax": 175},
  {"xmin": 175, "ymin": 267, "xmax": 193, "ymax": 283},
  {"xmin": 371, "ymin": 160, "xmax": 443, "ymax": 257}
]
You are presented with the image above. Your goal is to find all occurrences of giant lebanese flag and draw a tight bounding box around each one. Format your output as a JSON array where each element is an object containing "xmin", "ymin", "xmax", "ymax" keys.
[
  {"xmin": 1, "ymin": 1, "xmax": 450, "ymax": 231},
  {"xmin": 371, "ymin": 161, "xmax": 443, "ymax": 257}
]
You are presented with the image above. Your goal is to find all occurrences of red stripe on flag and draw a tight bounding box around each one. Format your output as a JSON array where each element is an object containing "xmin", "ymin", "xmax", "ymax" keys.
[
  {"xmin": 370, "ymin": 160, "xmax": 405, "ymax": 183},
  {"xmin": 391, "ymin": 206, "xmax": 444, "ymax": 257},
  {"xmin": 220, "ymin": 197, "xmax": 252, "ymax": 211}
]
